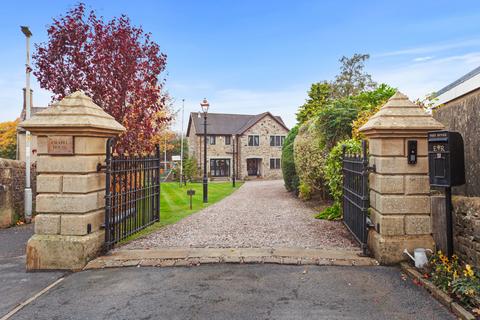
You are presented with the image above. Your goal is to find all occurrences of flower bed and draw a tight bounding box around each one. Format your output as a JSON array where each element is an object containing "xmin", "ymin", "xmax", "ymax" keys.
[{"xmin": 401, "ymin": 251, "xmax": 479, "ymax": 319}]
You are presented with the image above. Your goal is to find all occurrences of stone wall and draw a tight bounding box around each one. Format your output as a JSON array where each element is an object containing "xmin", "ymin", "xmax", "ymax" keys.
[
  {"xmin": 239, "ymin": 115, "xmax": 288, "ymax": 179},
  {"xmin": 452, "ymin": 196, "xmax": 480, "ymax": 267},
  {"xmin": 433, "ymin": 88, "xmax": 480, "ymax": 197},
  {"xmin": 0, "ymin": 158, "xmax": 36, "ymax": 227}
]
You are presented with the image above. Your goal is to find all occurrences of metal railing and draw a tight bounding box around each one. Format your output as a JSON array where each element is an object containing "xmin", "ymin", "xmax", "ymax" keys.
[
  {"xmin": 342, "ymin": 140, "xmax": 370, "ymax": 254},
  {"xmin": 103, "ymin": 138, "xmax": 161, "ymax": 250}
]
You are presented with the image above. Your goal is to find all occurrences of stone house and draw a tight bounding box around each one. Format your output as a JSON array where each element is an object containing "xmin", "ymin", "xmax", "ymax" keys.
[
  {"xmin": 186, "ymin": 112, "xmax": 289, "ymax": 180},
  {"xmin": 432, "ymin": 66, "xmax": 480, "ymax": 267}
]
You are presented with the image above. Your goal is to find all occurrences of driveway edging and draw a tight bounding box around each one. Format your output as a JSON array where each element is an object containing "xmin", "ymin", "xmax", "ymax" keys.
[{"xmin": 84, "ymin": 247, "xmax": 378, "ymax": 270}]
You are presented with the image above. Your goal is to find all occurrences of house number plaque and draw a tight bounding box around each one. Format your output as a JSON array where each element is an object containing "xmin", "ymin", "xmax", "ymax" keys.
[{"xmin": 47, "ymin": 136, "xmax": 74, "ymax": 155}]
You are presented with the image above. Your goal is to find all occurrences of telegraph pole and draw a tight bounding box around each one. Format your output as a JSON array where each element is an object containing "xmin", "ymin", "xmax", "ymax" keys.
[{"xmin": 21, "ymin": 26, "xmax": 33, "ymax": 223}]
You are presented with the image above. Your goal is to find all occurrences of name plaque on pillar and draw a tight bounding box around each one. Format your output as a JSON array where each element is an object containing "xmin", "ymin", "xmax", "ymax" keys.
[{"xmin": 47, "ymin": 136, "xmax": 74, "ymax": 155}]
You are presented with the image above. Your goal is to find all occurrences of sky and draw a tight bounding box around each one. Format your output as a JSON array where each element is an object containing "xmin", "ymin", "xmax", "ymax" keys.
[{"xmin": 1, "ymin": 0, "xmax": 480, "ymax": 131}]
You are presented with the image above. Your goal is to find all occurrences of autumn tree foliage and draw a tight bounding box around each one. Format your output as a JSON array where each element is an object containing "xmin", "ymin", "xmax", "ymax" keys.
[
  {"xmin": 33, "ymin": 3, "xmax": 169, "ymax": 153},
  {"xmin": 0, "ymin": 119, "xmax": 19, "ymax": 159}
]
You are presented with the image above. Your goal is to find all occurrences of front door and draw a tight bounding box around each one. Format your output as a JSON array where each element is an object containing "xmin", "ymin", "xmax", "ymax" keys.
[{"xmin": 247, "ymin": 159, "xmax": 259, "ymax": 176}]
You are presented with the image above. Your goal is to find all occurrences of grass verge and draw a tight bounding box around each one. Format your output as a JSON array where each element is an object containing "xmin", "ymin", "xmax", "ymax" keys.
[{"xmin": 118, "ymin": 181, "xmax": 243, "ymax": 245}]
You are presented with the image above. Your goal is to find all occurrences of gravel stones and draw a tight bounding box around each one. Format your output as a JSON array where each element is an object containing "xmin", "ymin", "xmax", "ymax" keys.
[{"xmin": 121, "ymin": 180, "xmax": 359, "ymax": 250}]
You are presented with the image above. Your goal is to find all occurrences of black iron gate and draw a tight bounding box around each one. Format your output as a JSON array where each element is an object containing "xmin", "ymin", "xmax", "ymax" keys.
[
  {"xmin": 103, "ymin": 138, "xmax": 161, "ymax": 250},
  {"xmin": 342, "ymin": 140, "xmax": 370, "ymax": 254}
]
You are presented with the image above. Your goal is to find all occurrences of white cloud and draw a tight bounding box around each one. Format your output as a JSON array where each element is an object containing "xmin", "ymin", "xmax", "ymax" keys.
[
  {"xmin": 413, "ymin": 56, "xmax": 434, "ymax": 62},
  {"xmin": 375, "ymin": 39, "xmax": 480, "ymax": 58},
  {"xmin": 371, "ymin": 52, "xmax": 480, "ymax": 100}
]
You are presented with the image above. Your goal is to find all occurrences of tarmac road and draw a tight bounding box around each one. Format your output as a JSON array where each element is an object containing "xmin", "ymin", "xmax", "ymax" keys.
[{"xmin": 10, "ymin": 264, "xmax": 453, "ymax": 320}]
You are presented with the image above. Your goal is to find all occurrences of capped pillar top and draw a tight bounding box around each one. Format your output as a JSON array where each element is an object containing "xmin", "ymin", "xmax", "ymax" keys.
[
  {"xmin": 359, "ymin": 91, "xmax": 444, "ymax": 138},
  {"xmin": 19, "ymin": 91, "xmax": 126, "ymax": 137}
]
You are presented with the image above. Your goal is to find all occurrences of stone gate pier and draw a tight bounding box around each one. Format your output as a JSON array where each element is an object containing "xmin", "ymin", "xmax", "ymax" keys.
[
  {"xmin": 20, "ymin": 91, "xmax": 125, "ymax": 270},
  {"xmin": 359, "ymin": 92, "xmax": 444, "ymax": 264}
]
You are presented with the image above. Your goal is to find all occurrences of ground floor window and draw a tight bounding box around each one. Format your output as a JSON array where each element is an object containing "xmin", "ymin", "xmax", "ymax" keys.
[
  {"xmin": 270, "ymin": 158, "xmax": 281, "ymax": 169},
  {"xmin": 210, "ymin": 158, "xmax": 230, "ymax": 177}
]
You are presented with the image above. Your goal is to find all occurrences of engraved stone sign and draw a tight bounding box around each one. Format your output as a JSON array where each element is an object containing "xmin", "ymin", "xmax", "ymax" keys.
[{"xmin": 47, "ymin": 136, "xmax": 74, "ymax": 155}]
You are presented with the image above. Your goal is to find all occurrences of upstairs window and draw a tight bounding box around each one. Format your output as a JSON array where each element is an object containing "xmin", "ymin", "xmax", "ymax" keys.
[
  {"xmin": 270, "ymin": 158, "xmax": 281, "ymax": 169},
  {"xmin": 270, "ymin": 135, "xmax": 285, "ymax": 146},
  {"xmin": 207, "ymin": 135, "xmax": 216, "ymax": 145},
  {"xmin": 225, "ymin": 135, "xmax": 231, "ymax": 145},
  {"xmin": 248, "ymin": 135, "xmax": 259, "ymax": 146}
]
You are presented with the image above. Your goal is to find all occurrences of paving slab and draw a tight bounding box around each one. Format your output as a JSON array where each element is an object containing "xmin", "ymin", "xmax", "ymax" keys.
[{"xmin": 85, "ymin": 247, "xmax": 377, "ymax": 269}]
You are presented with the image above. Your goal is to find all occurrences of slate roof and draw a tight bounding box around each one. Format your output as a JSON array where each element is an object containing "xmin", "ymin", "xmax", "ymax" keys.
[
  {"xmin": 187, "ymin": 112, "xmax": 288, "ymax": 136},
  {"xmin": 436, "ymin": 65, "xmax": 480, "ymax": 96}
]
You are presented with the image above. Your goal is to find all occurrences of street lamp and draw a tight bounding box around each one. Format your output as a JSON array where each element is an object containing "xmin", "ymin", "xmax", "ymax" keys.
[
  {"xmin": 232, "ymin": 135, "xmax": 236, "ymax": 187},
  {"xmin": 200, "ymin": 98, "xmax": 209, "ymax": 203},
  {"xmin": 21, "ymin": 25, "xmax": 33, "ymax": 223}
]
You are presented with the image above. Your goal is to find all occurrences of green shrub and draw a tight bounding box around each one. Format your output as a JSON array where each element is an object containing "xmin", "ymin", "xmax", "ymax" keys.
[
  {"xmin": 315, "ymin": 202, "xmax": 341, "ymax": 220},
  {"xmin": 293, "ymin": 120, "xmax": 328, "ymax": 199},
  {"xmin": 324, "ymin": 139, "xmax": 362, "ymax": 203},
  {"xmin": 298, "ymin": 182, "xmax": 312, "ymax": 200},
  {"xmin": 315, "ymin": 98, "xmax": 360, "ymax": 149},
  {"xmin": 316, "ymin": 139, "xmax": 362, "ymax": 220},
  {"xmin": 282, "ymin": 126, "xmax": 299, "ymax": 192},
  {"xmin": 183, "ymin": 156, "xmax": 198, "ymax": 181}
]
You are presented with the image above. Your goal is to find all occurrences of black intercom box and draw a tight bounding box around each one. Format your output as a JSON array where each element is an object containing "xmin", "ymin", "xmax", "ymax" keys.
[{"xmin": 427, "ymin": 130, "xmax": 465, "ymax": 187}]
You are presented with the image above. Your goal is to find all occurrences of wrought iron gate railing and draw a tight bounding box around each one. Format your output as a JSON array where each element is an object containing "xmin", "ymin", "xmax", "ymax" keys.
[
  {"xmin": 103, "ymin": 138, "xmax": 161, "ymax": 250},
  {"xmin": 342, "ymin": 140, "xmax": 370, "ymax": 254}
]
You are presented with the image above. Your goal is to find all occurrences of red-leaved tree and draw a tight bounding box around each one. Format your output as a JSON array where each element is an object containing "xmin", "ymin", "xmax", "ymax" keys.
[{"xmin": 33, "ymin": 3, "xmax": 169, "ymax": 153}]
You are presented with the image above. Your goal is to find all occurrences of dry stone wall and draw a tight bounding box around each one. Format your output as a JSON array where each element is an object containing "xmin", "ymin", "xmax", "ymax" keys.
[
  {"xmin": 0, "ymin": 158, "xmax": 36, "ymax": 227},
  {"xmin": 452, "ymin": 196, "xmax": 480, "ymax": 267}
]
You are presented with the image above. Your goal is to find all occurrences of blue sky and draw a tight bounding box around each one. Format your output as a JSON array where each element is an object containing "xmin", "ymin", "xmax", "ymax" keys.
[{"xmin": 1, "ymin": 1, "xmax": 480, "ymax": 130}]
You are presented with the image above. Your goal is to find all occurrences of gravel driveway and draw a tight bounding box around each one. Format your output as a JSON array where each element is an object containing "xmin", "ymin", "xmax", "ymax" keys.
[{"xmin": 122, "ymin": 180, "xmax": 358, "ymax": 249}]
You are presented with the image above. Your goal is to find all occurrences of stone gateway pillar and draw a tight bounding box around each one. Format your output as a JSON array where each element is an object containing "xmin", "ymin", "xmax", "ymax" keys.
[
  {"xmin": 359, "ymin": 92, "xmax": 444, "ymax": 264},
  {"xmin": 19, "ymin": 91, "xmax": 125, "ymax": 271}
]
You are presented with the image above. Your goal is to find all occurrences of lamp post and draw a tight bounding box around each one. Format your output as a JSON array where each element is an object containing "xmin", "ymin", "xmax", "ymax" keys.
[
  {"xmin": 232, "ymin": 135, "xmax": 236, "ymax": 187},
  {"xmin": 179, "ymin": 99, "xmax": 185, "ymax": 186},
  {"xmin": 21, "ymin": 26, "xmax": 32, "ymax": 224},
  {"xmin": 200, "ymin": 98, "xmax": 209, "ymax": 203}
]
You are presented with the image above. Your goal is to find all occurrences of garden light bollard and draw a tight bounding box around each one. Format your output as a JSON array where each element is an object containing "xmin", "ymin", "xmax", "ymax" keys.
[{"xmin": 187, "ymin": 189, "xmax": 195, "ymax": 209}]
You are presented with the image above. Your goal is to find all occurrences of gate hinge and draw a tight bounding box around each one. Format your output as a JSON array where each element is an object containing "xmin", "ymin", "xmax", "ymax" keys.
[
  {"xmin": 97, "ymin": 163, "xmax": 107, "ymax": 172},
  {"xmin": 366, "ymin": 164, "xmax": 376, "ymax": 172},
  {"xmin": 366, "ymin": 216, "xmax": 375, "ymax": 228}
]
